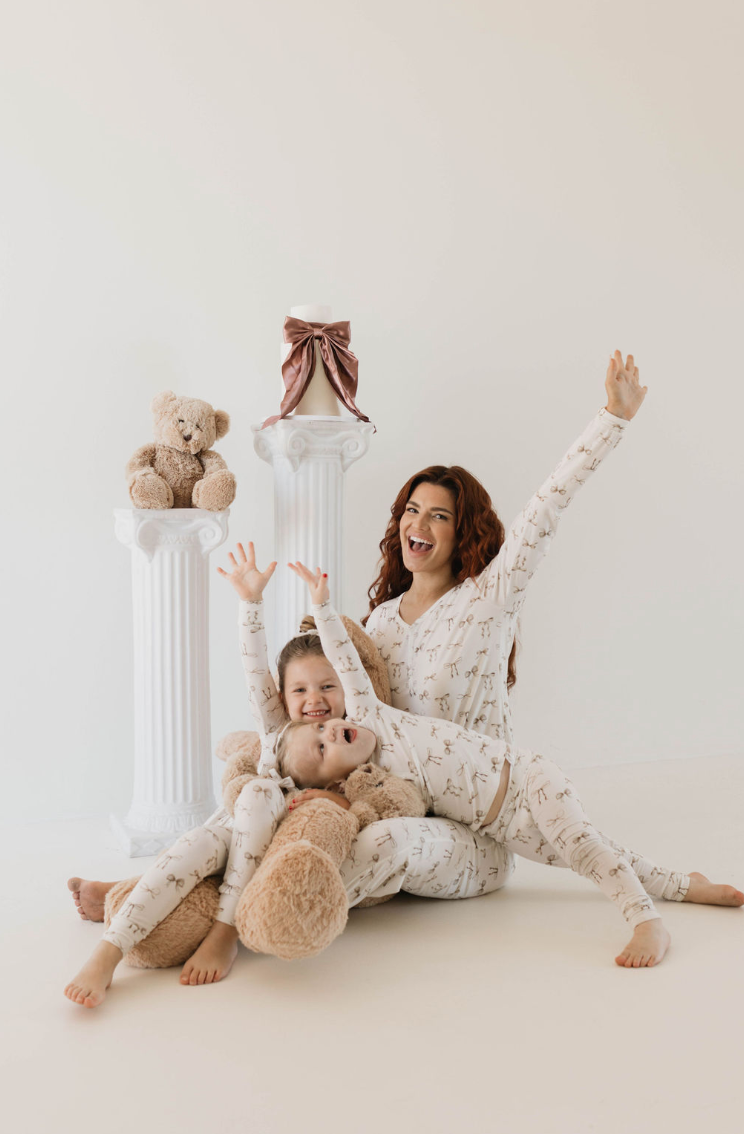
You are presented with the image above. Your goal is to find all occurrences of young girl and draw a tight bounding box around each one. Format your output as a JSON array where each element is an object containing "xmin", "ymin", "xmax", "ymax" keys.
[
  {"xmin": 64, "ymin": 544, "xmax": 347, "ymax": 1008},
  {"xmin": 277, "ymin": 563, "xmax": 744, "ymax": 969}
]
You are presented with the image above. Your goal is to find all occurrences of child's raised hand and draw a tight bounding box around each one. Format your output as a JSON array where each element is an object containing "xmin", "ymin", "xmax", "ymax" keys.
[
  {"xmin": 217, "ymin": 542, "xmax": 277, "ymax": 602},
  {"xmin": 288, "ymin": 561, "xmax": 330, "ymax": 605},
  {"xmin": 604, "ymin": 350, "xmax": 648, "ymax": 421}
]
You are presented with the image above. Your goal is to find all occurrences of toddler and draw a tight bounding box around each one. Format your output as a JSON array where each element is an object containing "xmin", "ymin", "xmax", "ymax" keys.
[{"xmin": 277, "ymin": 564, "xmax": 744, "ymax": 968}]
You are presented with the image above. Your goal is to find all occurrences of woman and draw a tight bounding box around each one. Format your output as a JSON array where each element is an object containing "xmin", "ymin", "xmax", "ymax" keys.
[
  {"xmin": 69, "ymin": 351, "xmax": 645, "ymax": 959},
  {"xmin": 336, "ymin": 349, "xmax": 646, "ymax": 903}
]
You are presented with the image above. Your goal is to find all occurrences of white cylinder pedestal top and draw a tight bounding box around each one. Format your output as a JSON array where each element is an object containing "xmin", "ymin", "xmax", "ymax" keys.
[
  {"xmin": 253, "ymin": 417, "xmax": 374, "ymax": 659},
  {"xmin": 112, "ymin": 508, "xmax": 229, "ymax": 856}
]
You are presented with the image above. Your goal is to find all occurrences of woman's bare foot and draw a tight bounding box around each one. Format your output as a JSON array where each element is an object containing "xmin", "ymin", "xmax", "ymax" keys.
[
  {"xmin": 180, "ymin": 921, "xmax": 238, "ymax": 986},
  {"xmin": 64, "ymin": 941, "xmax": 123, "ymax": 1008},
  {"xmin": 67, "ymin": 877, "xmax": 115, "ymax": 922},
  {"xmin": 682, "ymin": 872, "xmax": 744, "ymax": 907},
  {"xmin": 615, "ymin": 918, "xmax": 670, "ymax": 968}
]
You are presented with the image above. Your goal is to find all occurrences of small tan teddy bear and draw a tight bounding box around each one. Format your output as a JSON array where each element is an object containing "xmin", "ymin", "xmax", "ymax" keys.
[{"xmin": 126, "ymin": 390, "xmax": 236, "ymax": 510}]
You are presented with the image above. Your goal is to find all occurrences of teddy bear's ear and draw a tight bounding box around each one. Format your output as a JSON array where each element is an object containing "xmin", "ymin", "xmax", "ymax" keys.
[
  {"xmin": 213, "ymin": 410, "xmax": 230, "ymax": 440},
  {"xmin": 151, "ymin": 390, "xmax": 178, "ymax": 416}
]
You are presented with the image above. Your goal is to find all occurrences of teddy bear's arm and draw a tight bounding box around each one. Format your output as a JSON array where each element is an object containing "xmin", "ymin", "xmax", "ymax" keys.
[
  {"xmin": 125, "ymin": 444, "xmax": 158, "ymax": 481},
  {"xmin": 311, "ymin": 601, "xmax": 380, "ymax": 721},
  {"xmin": 198, "ymin": 448, "xmax": 228, "ymax": 475},
  {"xmin": 239, "ymin": 601, "xmax": 289, "ymax": 735}
]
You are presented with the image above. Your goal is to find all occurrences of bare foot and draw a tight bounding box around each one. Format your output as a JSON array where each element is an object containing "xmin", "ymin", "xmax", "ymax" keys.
[
  {"xmin": 682, "ymin": 872, "xmax": 744, "ymax": 907},
  {"xmin": 64, "ymin": 941, "xmax": 123, "ymax": 1008},
  {"xmin": 67, "ymin": 877, "xmax": 115, "ymax": 923},
  {"xmin": 180, "ymin": 921, "xmax": 238, "ymax": 986},
  {"xmin": 615, "ymin": 918, "xmax": 670, "ymax": 968}
]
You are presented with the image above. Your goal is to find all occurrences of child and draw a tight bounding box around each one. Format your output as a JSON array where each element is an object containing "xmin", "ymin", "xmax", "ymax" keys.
[
  {"xmin": 64, "ymin": 543, "xmax": 346, "ymax": 1008},
  {"xmin": 278, "ymin": 563, "xmax": 744, "ymax": 969}
]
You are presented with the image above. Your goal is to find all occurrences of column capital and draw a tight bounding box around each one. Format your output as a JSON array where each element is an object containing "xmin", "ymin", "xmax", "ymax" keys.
[
  {"xmin": 114, "ymin": 508, "xmax": 230, "ymax": 562},
  {"xmin": 252, "ymin": 416, "xmax": 374, "ymax": 473}
]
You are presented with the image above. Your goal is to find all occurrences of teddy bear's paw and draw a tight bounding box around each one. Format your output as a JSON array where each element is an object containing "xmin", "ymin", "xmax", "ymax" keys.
[
  {"xmin": 235, "ymin": 842, "xmax": 348, "ymax": 960},
  {"xmin": 192, "ymin": 470, "xmax": 236, "ymax": 511},
  {"xmin": 130, "ymin": 471, "xmax": 174, "ymax": 510}
]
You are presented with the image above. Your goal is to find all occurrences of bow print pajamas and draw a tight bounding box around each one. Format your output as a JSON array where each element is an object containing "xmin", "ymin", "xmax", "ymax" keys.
[
  {"xmin": 360, "ymin": 407, "xmax": 634, "ymax": 902},
  {"xmin": 311, "ymin": 601, "xmax": 690, "ymax": 929}
]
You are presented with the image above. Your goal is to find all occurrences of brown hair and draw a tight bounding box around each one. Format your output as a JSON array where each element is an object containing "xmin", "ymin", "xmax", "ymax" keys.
[
  {"xmin": 276, "ymin": 633, "xmax": 327, "ymax": 699},
  {"xmin": 365, "ymin": 465, "xmax": 517, "ymax": 689},
  {"xmin": 276, "ymin": 720, "xmax": 312, "ymax": 786}
]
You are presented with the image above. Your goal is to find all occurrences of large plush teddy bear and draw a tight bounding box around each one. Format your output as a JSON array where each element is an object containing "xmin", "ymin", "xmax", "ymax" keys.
[
  {"xmin": 104, "ymin": 615, "xmax": 411, "ymax": 966},
  {"xmin": 126, "ymin": 390, "xmax": 236, "ymax": 510}
]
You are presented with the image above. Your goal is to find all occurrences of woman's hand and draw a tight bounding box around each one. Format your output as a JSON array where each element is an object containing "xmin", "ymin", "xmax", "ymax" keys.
[
  {"xmin": 217, "ymin": 542, "xmax": 277, "ymax": 602},
  {"xmin": 604, "ymin": 350, "xmax": 648, "ymax": 421},
  {"xmin": 288, "ymin": 789, "xmax": 350, "ymax": 812},
  {"xmin": 288, "ymin": 561, "xmax": 330, "ymax": 605}
]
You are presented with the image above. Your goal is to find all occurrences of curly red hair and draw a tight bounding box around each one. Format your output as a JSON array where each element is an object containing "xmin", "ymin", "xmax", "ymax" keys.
[{"xmin": 365, "ymin": 465, "xmax": 517, "ymax": 688}]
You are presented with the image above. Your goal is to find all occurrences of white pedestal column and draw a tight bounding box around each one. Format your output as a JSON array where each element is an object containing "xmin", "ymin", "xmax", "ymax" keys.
[
  {"xmin": 253, "ymin": 417, "xmax": 374, "ymax": 657},
  {"xmin": 112, "ymin": 508, "xmax": 229, "ymax": 856}
]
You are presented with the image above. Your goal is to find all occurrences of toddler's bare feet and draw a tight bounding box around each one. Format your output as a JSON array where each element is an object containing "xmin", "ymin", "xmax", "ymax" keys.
[
  {"xmin": 683, "ymin": 872, "xmax": 744, "ymax": 907},
  {"xmin": 64, "ymin": 941, "xmax": 122, "ymax": 1008},
  {"xmin": 615, "ymin": 918, "xmax": 670, "ymax": 968},
  {"xmin": 67, "ymin": 877, "xmax": 115, "ymax": 922},
  {"xmin": 180, "ymin": 921, "xmax": 238, "ymax": 986}
]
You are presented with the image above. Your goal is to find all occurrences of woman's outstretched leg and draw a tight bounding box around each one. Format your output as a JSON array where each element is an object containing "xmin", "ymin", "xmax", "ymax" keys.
[
  {"xmin": 64, "ymin": 814, "xmax": 233, "ymax": 1008},
  {"xmin": 490, "ymin": 755, "xmax": 671, "ymax": 967}
]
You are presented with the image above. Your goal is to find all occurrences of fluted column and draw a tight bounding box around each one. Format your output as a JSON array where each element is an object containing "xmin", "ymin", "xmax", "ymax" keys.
[
  {"xmin": 253, "ymin": 417, "xmax": 374, "ymax": 656},
  {"xmin": 112, "ymin": 508, "xmax": 229, "ymax": 856}
]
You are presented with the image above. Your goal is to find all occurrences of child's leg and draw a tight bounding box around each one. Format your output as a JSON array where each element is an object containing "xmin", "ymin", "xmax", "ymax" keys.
[
  {"xmin": 492, "ymin": 755, "xmax": 671, "ymax": 966},
  {"xmin": 340, "ymin": 817, "xmax": 515, "ymax": 905},
  {"xmin": 181, "ymin": 777, "xmax": 287, "ymax": 985},
  {"xmin": 64, "ymin": 813, "xmax": 233, "ymax": 1008}
]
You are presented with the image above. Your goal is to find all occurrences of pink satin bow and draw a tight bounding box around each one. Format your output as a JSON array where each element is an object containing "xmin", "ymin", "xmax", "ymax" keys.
[{"xmin": 261, "ymin": 316, "xmax": 372, "ymax": 429}]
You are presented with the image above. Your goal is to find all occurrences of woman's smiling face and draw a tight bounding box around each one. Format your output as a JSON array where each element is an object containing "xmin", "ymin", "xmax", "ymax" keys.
[{"xmin": 399, "ymin": 482, "xmax": 457, "ymax": 576}]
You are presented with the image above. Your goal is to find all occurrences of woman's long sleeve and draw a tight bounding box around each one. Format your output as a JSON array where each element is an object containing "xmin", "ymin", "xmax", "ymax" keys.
[{"xmin": 481, "ymin": 408, "xmax": 627, "ymax": 613}]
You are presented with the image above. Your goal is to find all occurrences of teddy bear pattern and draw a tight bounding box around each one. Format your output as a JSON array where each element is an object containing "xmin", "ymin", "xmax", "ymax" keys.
[{"xmin": 126, "ymin": 390, "xmax": 236, "ymax": 510}]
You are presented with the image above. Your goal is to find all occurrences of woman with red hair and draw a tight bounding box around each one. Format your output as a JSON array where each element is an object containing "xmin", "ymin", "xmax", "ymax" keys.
[{"xmin": 338, "ymin": 351, "xmax": 647, "ymax": 905}]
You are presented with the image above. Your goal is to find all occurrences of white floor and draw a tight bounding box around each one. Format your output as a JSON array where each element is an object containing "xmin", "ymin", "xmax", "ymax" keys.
[{"xmin": 2, "ymin": 755, "xmax": 742, "ymax": 1134}]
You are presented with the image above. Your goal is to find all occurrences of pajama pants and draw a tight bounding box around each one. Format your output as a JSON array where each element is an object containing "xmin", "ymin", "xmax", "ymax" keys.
[
  {"xmin": 482, "ymin": 752, "xmax": 689, "ymax": 928},
  {"xmin": 102, "ymin": 778, "xmax": 287, "ymax": 955},
  {"xmin": 102, "ymin": 782, "xmax": 513, "ymax": 956}
]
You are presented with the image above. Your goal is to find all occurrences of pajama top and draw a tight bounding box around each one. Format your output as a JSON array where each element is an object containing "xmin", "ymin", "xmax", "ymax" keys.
[
  {"xmin": 364, "ymin": 408, "xmax": 627, "ymax": 744},
  {"xmin": 308, "ymin": 601, "xmax": 514, "ymax": 831}
]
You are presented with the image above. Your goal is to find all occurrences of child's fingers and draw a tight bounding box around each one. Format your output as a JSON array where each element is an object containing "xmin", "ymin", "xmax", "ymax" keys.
[
  {"xmin": 227, "ymin": 552, "xmax": 237, "ymax": 567},
  {"xmin": 216, "ymin": 566, "xmax": 227, "ymax": 576},
  {"xmin": 236, "ymin": 542, "xmax": 248, "ymax": 564}
]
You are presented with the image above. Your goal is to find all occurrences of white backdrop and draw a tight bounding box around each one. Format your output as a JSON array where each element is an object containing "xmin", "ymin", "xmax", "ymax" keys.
[{"xmin": 1, "ymin": 1, "xmax": 741, "ymax": 822}]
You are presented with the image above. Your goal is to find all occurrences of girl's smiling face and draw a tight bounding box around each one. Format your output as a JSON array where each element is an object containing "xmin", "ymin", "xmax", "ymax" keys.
[{"xmin": 281, "ymin": 655, "xmax": 346, "ymax": 723}]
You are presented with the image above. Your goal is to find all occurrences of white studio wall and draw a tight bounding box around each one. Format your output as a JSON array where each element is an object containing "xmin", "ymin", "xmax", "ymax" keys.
[{"xmin": 1, "ymin": 1, "xmax": 742, "ymax": 823}]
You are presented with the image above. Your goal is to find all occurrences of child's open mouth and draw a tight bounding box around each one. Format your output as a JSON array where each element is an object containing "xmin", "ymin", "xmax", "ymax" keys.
[
  {"xmin": 304, "ymin": 709, "xmax": 330, "ymax": 718},
  {"xmin": 343, "ymin": 728, "xmax": 357, "ymax": 744},
  {"xmin": 407, "ymin": 536, "xmax": 434, "ymax": 556}
]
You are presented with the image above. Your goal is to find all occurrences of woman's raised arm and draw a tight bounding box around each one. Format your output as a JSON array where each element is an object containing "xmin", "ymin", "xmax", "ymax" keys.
[{"xmin": 480, "ymin": 352, "xmax": 645, "ymax": 613}]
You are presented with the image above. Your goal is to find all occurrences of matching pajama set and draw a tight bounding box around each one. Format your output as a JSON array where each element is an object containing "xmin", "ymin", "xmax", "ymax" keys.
[
  {"xmin": 102, "ymin": 407, "xmax": 652, "ymax": 956},
  {"xmin": 309, "ymin": 601, "xmax": 689, "ymax": 928}
]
